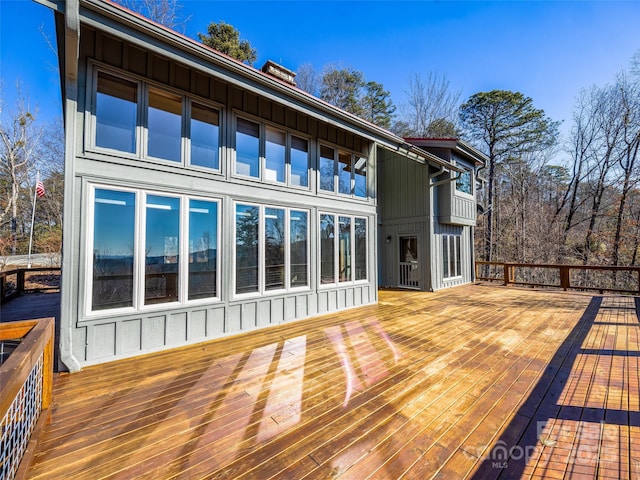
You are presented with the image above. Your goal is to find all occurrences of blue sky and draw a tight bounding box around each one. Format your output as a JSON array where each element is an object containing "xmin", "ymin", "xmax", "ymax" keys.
[{"xmin": 2, "ymin": 0, "xmax": 640, "ymax": 154}]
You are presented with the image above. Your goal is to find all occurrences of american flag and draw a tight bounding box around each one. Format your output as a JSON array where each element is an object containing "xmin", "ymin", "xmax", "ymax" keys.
[{"xmin": 36, "ymin": 180, "xmax": 46, "ymax": 198}]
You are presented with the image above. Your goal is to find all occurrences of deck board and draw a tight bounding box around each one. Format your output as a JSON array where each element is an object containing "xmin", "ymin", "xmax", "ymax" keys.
[{"xmin": 25, "ymin": 285, "xmax": 640, "ymax": 479}]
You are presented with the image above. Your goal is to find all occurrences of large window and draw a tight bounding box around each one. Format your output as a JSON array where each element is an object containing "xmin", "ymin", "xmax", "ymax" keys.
[
  {"xmin": 92, "ymin": 68, "xmax": 221, "ymax": 171},
  {"xmin": 320, "ymin": 213, "xmax": 368, "ymax": 285},
  {"xmin": 319, "ymin": 145, "xmax": 368, "ymax": 198},
  {"xmin": 443, "ymin": 234, "xmax": 462, "ymax": 279},
  {"xmin": 235, "ymin": 203, "xmax": 310, "ymax": 296},
  {"xmin": 88, "ymin": 186, "xmax": 220, "ymax": 314},
  {"xmin": 95, "ymin": 72, "xmax": 138, "ymax": 153},
  {"xmin": 290, "ymin": 210, "xmax": 308, "ymax": 287},
  {"xmin": 92, "ymin": 189, "xmax": 136, "ymax": 310},
  {"xmin": 188, "ymin": 199, "xmax": 218, "ymax": 300},
  {"xmin": 235, "ymin": 116, "xmax": 310, "ymax": 187}
]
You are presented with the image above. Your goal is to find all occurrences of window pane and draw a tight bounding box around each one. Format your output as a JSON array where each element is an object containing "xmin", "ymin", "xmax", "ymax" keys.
[
  {"xmin": 338, "ymin": 152, "xmax": 352, "ymax": 195},
  {"xmin": 319, "ymin": 145, "xmax": 335, "ymax": 192},
  {"xmin": 354, "ymin": 218, "xmax": 367, "ymax": 281},
  {"xmin": 190, "ymin": 103, "xmax": 219, "ymax": 170},
  {"xmin": 148, "ymin": 89, "xmax": 182, "ymax": 161},
  {"xmin": 290, "ymin": 136, "xmax": 309, "ymax": 187},
  {"xmin": 236, "ymin": 204, "xmax": 259, "ymax": 293},
  {"xmin": 320, "ymin": 214, "xmax": 335, "ymax": 284},
  {"xmin": 354, "ymin": 156, "xmax": 367, "ymax": 198},
  {"xmin": 236, "ymin": 118, "xmax": 260, "ymax": 177},
  {"xmin": 442, "ymin": 236, "xmax": 450, "ymax": 278},
  {"xmin": 290, "ymin": 210, "xmax": 308, "ymax": 287},
  {"xmin": 455, "ymin": 235, "xmax": 462, "ymax": 276},
  {"xmin": 145, "ymin": 195, "xmax": 180, "ymax": 304},
  {"xmin": 265, "ymin": 208, "xmax": 285, "ymax": 290},
  {"xmin": 453, "ymin": 240, "xmax": 458, "ymax": 276},
  {"xmin": 188, "ymin": 199, "xmax": 218, "ymax": 300},
  {"xmin": 265, "ymin": 128, "xmax": 285, "ymax": 183},
  {"xmin": 339, "ymin": 216, "xmax": 351, "ymax": 282},
  {"xmin": 92, "ymin": 189, "xmax": 135, "ymax": 310},
  {"xmin": 96, "ymin": 72, "xmax": 137, "ymax": 153},
  {"xmin": 456, "ymin": 169, "xmax": 472, "ymax": 194}
]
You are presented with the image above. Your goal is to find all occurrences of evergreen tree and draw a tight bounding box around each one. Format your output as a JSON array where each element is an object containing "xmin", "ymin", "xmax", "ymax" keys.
[{"xmin": 198, "ymin": 21, "xmax": 257, "ymax": 65}]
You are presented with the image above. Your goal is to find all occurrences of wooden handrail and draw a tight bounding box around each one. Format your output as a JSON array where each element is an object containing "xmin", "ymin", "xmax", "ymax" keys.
[
  {"xmin": 475, "ymin": 261, "xmax": 640, "ymax": 295},
  {"xmin": 0, "ymin": 267, "xmax": 61, "ymax": 304},
  {"xmin": 0, "ymin": 317, "xmax": 55, "ymax": 480}
]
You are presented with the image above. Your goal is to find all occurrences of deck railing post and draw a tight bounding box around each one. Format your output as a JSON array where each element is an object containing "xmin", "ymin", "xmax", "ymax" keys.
[
  {"xmin": 560, "ymin": 266, "xmax": 570, "ymax": 291},
  {"xmin": 504, "ymin": 263, "xmax": 510, "ymax": 286},
  {"xmin": 17, "ymin": 269, "xmax": 25, "ymax": 295}
]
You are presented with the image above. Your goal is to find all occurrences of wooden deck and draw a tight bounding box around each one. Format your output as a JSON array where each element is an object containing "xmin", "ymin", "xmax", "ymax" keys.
[{"xmin": 26, "ymin": 285, "xmax": 640, "ymax": 479}]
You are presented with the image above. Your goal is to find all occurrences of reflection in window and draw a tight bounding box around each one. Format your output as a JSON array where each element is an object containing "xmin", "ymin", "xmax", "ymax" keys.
[
  {"xmin": 355, "ymin": 218, "xmax": 367, "ymax": 280},
  {"xmin": 290, "ymin": 136, "xmax": 309, "ymax": 187},
  {"xmin": 145, "ymin": 195, "xmax": 180, "ymax": 304},
  {"xmin": 290, "ymin": 210, "xmax": 308, "ymax": 287},
  {"xmin": 339, "ymin": 216, "xmax": 351, "ymax": 282},
  {"xmin": 236, "ymin": 204, "xmax": 259, "ymax": 293},
  {"xmin": 354, "ymin": 156, "xmax": 367, "ymax": 198},
  {"xmin": 92, "ymin": 189, "xmax": 135, "ymax": 310},
  {"xmin": 320, "ymin": 214, "xmax": 335, "ymax": 284},
  {"xmin": 188, "ymin": 199, "xmax": 218, "ymax": 300},
  {"xmin": 456, "ymin": 168, "xmax": 472, "ymax": 195},
  {"xmin": 236, "ymin": 118, "xmax": 260, "ymax": 177},
  {"xmin": 190, "ymin": 103, "xmax": 219, "ymax": 170},
  {"xmin": 338, "ymin": 152, "xmax": 352, "ymax": 195},
  {"xmin": 265, "ymin": 208, "xmax": 285, "ymax": 290},
  {"xmin": 148, "ymin": 89, "xmax": 182, "ymax": 161},
  {"xmin": 320, "ymin": 146, "xmax": 335, "ymax": 192},
  {"xmin": 265, "ymin": 128, "xmax": 286, "ymax": 183},
  {"xmin": 96, "ymin": 72, "xmax": 137, "ymax": 153}
]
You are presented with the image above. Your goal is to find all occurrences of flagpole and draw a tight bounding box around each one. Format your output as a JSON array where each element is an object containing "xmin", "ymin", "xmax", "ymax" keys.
[{"xmin": 27, "ymin": 171, "xmax": 40, "ymax": 269}]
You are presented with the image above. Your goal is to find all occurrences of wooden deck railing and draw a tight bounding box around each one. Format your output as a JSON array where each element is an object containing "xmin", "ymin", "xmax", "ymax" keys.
[
  {"xmin": 0, "ymin": 268, "xmax": 61, "ymax": 304},
  {"xmin": 475, "ymin": 261, "xmax": 640, "ymax": 295},
  {"xmin": 0, "ymin": 318, "xmax": 54, "ymax": 480}
]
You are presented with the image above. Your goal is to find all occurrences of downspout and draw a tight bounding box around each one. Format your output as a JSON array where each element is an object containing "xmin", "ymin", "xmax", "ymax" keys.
[{"xmin": 59, "ymin": 0, "xmax": 82, "ymax": 372}]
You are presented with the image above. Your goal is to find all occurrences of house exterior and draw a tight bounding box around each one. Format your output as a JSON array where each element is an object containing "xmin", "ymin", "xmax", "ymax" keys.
[{"xmin": 38, "ymin": 0, "xmax": 485, "ymax": 371}]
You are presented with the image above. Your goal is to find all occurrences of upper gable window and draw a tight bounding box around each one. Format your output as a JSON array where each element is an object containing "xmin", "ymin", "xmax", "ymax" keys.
[
  {"xmin": 319, "ymin": 145, "xmax": 368, "ymax": 198},
  {"xmin": 234, "ymin": 115, "xmax": 310, "ymax": 188},
  {"xmin": 148, "ymin": 88, "xmax": 182, "ymax": 162},
  {"xmin": 236, "ymin": 118, "xmax": 260, "ymax": 177},
  {"xmin": 190, "ymin": 103, "xmax": 220, "ymax": 170},
  {"xmin": 91, "ymin": 67, "xmax": 221, "ymax": 172},
  {"xmin": 455, "ymin": 167, "xmax": 472, "ymax": 195},
  {"xmin": 96, "ymin": 72, "xmax": 138, "ymax": 153}
]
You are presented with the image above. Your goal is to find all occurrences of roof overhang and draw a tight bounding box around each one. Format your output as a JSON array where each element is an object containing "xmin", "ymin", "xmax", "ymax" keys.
[
  {"xmin": 404, "ymin": 138, "xmax": 488, "ymax": 167},
  {"xmin": 35, "ymin": 0, "xmax": 459, "ymax": 172}
]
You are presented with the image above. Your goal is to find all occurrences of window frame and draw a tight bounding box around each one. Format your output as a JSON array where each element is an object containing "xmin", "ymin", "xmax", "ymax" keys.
[
  {"xmin": 84, "ymin": 183, "xmax": 222, "ymax": 318},
  {"xmin": 232, "ymin": 201, "xmax": 311, "ymax": 299},
  {"xmin": 318, "ymin": 212, "xmax": 369, "ymax": 287},
  {"xmin": 317, "ymin": 143, "xmax": 368, "ymax": 199},
  {"xmin": 88, "ymin": 64, "xmax": 224, "ymax": 174},
  {"xmin": 232, "ymin": 113, "xmax": 311, "ymax": 190},
  {"xmin": 453, "ymin": 157, "xmax": 474, "ymax": 198},
  {"xmin": 442, "ymin": 234, "xmax": 463, "ymax": 280}
]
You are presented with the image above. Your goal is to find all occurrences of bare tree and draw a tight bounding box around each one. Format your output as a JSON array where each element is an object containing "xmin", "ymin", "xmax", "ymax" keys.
[
  {"xmin": 398, "ymin": 72, "xmax": 461, "ymax": 137},
  {"xmin": 0, "ymin": 83, "xmax": 42, "ymax": 254},
  {"xmin": 296, "ymin": 63, "xmax": 320, "ymax": 97},
  {"xmin": 115, "ymin": 0, "xmax": 189, "ymax": 31}
]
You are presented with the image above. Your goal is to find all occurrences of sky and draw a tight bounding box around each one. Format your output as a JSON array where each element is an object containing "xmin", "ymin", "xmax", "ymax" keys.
[{"xmin": 1, "ymin": 0, "xmax": 640, "ymax": 160}]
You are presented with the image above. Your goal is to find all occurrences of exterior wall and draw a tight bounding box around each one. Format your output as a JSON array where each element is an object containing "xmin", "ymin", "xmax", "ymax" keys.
[
  {"xmin": 60, "ymin": 24, "xmax": 378, "ymax": 369},
  {"xmin": 435, "ymin": 155, "xmax": 477, "ymax": 227},
  {"xmin": 377, "ymin": 150, "xmax": 431, "ymax": 291}
]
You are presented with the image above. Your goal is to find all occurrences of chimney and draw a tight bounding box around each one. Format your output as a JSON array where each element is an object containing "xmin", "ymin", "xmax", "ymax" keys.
[{"xmin": 261, "ymin": 60, "xmax": 296, "ymax": 86}]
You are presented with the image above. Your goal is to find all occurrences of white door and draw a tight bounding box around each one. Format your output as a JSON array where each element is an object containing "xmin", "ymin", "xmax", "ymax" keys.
[{"xmin": 399, "ymin": 236, "xmax": 419, "ymax": 289}]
